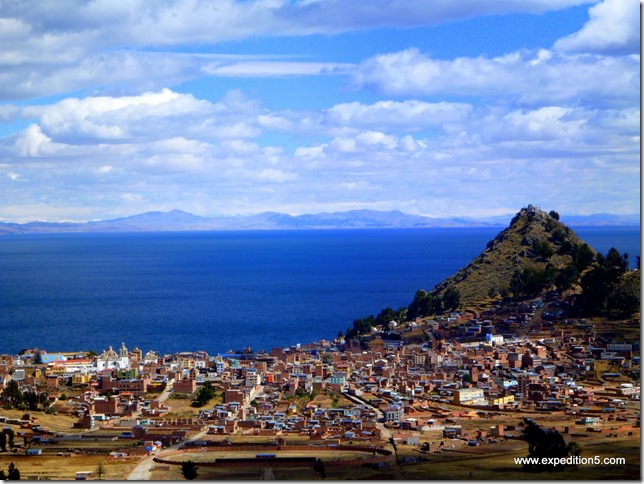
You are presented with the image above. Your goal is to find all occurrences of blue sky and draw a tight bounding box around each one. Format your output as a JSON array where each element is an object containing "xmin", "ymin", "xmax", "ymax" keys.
[{"xmin": 0, "ymin": 0, "xmax": 639, "ymax": 222}]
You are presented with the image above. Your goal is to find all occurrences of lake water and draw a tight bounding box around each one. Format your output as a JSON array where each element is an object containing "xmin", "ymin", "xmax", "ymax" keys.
[{"xmin": 0, "ymin": 226, "xmax": 638, "ymax": 356}]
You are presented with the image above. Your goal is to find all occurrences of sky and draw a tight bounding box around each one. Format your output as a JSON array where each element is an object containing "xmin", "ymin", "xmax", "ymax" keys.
[{"xmin": 0, "ymin": 0, "xmax": 639, "ymax": 222}]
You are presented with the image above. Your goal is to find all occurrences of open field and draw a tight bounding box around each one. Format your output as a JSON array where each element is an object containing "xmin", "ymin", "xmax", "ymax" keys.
[
  {"xmin": 0, "ymin": 453, "xmax": 140, "ymax": 480},
  {"xmin": 141, "ymin": 432, "xmax": 640, "ymax": 480},
  {"xmin": 401, "ymin": 434, "xmax": 641, "ymax": 480},
  {"xmin": 3, "ymin": 435, "xmax": 638, "ymax": 481},
  {"xmin": 0, "ymin": 408, "xmax": 82, "ymax": 434},
  {"xmin": 165, "ymin": 391, "xmax": 224, "ymax": 418}
]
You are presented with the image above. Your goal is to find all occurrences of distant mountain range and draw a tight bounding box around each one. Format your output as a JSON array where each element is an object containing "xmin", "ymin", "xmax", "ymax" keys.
[{"xmin": 0, "ymin": 209, "xmax": 639, "ymax": 235}]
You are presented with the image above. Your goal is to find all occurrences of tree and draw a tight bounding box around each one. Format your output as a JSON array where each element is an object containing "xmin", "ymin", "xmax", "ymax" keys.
[
  {"xmin": 407, "ymin": 290, "xmax": 433, "ymax": 319},
  {"xmin": 532, "ymin": 238, "xmax": 554, "ymax": 259},
  {"xmin": 314, "ymin": 458, "xmax": 326, "ymax": 478},
  {"xmin": 1, "ymin": 380, "xmax": 23, "ymax": 409},
  {"xmin": 5, "ymin": 428, "xmax": 14, "ymax": 449},
  {"xmin": 571, "ymin": 243, "xmax": 595, "ymax": 272},
  {"xmin": 407, "ymin": 289, "xmax": 444, "ymax": 319},
  {"xmin": 181, "ymin": 460, "xmax": 198, "ymax": 480},
  {"xmin": 442, "ymin": 287, "xmax": 461, "ymax": 311},
  {"xmin": 95, "ymin": 462, "xmax": 106, "ymax": 480},
  {"xmin": 555, "ymin": 264, "xmax": 579, "ymax": 292},
  {"xmin": 193, "ymin": 381, "xmax": 216, "ymax": 407},
  {"xmin": 510, "ymin": 265, "xmax": 556, "ymax": 297},
  {"xmin": 605, "ymin": 248, "xmax": 629, "ymax": 281},
  {"xmin": 7, "ymin": 462, "xmax": 20, "ymax": 480},
  {"xmin": 521, "ymin": 419, "xmax": 577, "ymax": 471},
  {"xmin": 577, "ymin": 248, "xmax": 631, "ymax": 315},
  {"xmin": 605, "ymin": 271, "xmax": 640, "ymax": 316},
  {"xmin": 548, "ymin": 210, "xmax": 560, "ymax": 221},
  {"xmin": 346, "ymin": 314, "xmax": 375, "ymax": 339}
]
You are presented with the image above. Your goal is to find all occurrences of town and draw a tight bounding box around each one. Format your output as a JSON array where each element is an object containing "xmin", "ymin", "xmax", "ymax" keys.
[{"xmin": 0, "ymin": 289, "xmax": 640, "ymax": 480}]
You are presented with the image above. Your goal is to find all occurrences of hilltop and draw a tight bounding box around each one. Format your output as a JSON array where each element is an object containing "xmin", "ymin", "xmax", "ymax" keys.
[
  {"xmin": 348, "ymin": 205, "xmax": 638, "ymax": 340},
  {"xmin": 428, "ymin": 206, "xmax": 594, "ymax": 306}
]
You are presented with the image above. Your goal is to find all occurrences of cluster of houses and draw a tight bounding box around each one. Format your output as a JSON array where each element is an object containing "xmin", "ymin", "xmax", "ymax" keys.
[{"xmin": 0, "ymin": 296, "xmax": 639, "ymax": 451}]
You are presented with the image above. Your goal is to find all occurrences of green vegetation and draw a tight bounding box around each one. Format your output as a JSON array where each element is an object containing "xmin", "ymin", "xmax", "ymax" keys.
[
  {"xmin": 416, "ymin": 207, "xmax": 638, "ymax": 317},
  {"xmin": 0, "ymin": 380, "xmax": 49, "ymax": 411},
  {"xmin": 95, "ymin": 462, "xmax": 106, "ymax": 480},
  {"xmin": 192, "ymin": 381, "xmax": 216, "ymax": 407},
  {"xmin": 509, "ymin": 264, "xmax": 557, "ymax": 296},
  {"xmin": 521, "ymin": 419, "xmax": 580, "ymax": 472},
  {"xmin": 345, "ymin": 306, "xmax": 407, "ymax": 339},
  {"xmin": 407, "ymin": 286, "xmax": 461, "ymax": 319},
  {"xmin": 576, "ymin": 247, "xmax": 638, "ymax": 316},
  {"xmin": 181, "ymin": 460, "xmax": 198, "ymax": 480},
  {"xmin": 427, "ymin": 206, "xmax": 591, "ymax": 306},
  {"xmin": 314, "ymin": 458, "xmax": 327, "ymax": 478},
  {"xmin": 0, "ymin": 462, "xmax": 21, "ymax": 480},
  {"xmin": 342, "ymin": 206, "xmax": 639, "ymax": 344}
]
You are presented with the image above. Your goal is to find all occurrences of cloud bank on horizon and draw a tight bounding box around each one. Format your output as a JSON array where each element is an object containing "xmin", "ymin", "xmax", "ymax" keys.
[{"xmin": 0, "ymin": 0, "xmax": 639, "ymax": 222}]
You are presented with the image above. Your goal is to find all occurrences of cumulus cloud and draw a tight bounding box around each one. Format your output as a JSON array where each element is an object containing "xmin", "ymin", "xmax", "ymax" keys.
[
  {"xmin": 352, "ymin": 48, "xmax": 639, "ymax": 106},
  {"xmin": 554, "ymin": 0, "xmax": 639, "ymax": 54},
  {"xmin": 13, "ymin": 124, "xmax": 63, "ymax": 157},
  {"xmin": 0, "ymin": 0, "xmax": 597, "ymax": 100},
  {"xmin": 0, "ymin": 20, "xmax": 638, "ymax": 223},
  {"xmin": 19, "ymin": 89, "xmax": 264, "ymax": 145},
  {"xmin": 324, "ymin": 100, "xmax": 472, "ymax": 132}
]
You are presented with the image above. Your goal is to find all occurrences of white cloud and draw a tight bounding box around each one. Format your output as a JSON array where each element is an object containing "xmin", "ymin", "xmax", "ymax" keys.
[
  {"xmin": 96, "ymin": 165, "xmax": 113, "ymax": 174},
  {"xmin": 19, "ymin": 89, "xmax": 266, "ymax": 146},
  {"xmin": 294, "ymin": 145, "xmax": 326, "ymax": 159},
  {"xmin": 204, "ymin": 61, "xmax": 352, "ymax": 77},
  {"xmin": 13, "ymin": 124, "xmax": 62, "ymax": 157},
  {"xmin": 324, "ymin": 100, "xmax": 472, "ymax": 132},
  {"xmin": 501, "ymin": 106, "xmax": 587, "ymax": 140},
  {"xmin": 0, "ymin": 81, "xmax": 639, "ymax": 220},
  {"xmin": 0, "ymin": 0, "xmax": 597, "ymax": 100},
  {"xmin": 256, "ymin": 168, "xmax": 297, "ymax": 182},
  {"xmin": 554, "ymin": 0, "xmax": 639, "ymax": 54},
  {"xmin": 1, "ymin": 1, "xmax": 596, "ymax": 48},
  {"xmin": 352, "ymin": 48, "xmax": 639, "ymax": 106}
]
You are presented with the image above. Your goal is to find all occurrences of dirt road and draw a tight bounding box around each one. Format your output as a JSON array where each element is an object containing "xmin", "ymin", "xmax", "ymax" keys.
[{"xmin": 127, "ymin": 426, "xmax": 209, "ymax": 480}]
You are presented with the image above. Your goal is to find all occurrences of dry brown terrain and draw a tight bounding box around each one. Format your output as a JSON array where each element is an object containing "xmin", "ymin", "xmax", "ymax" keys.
[{"xmin": 0, "ymin": 453, "xmax": 140, "ymax": 480}]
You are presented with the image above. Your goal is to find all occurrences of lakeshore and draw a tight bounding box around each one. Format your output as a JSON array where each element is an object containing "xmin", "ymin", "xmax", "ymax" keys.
[{"xmin": 0, "ymin": 288, "xmax": 639, "ymax": 480}]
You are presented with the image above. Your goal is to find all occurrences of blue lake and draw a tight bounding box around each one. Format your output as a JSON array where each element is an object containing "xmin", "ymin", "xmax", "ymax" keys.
[{"xmin": 0, "ymin": 226, "xmax": 638, "ymax": 355}]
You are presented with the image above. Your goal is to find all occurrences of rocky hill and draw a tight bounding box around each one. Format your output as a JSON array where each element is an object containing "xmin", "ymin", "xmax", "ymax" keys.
[{"xmin": 429, "ymin": 205, "xmax": 595, "ymax": 306}]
